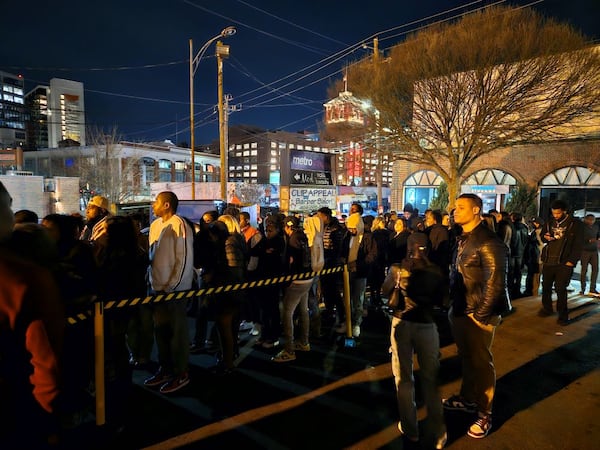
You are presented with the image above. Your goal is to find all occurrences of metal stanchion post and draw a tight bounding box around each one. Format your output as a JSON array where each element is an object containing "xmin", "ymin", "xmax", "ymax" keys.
[
  {"xmin": 342, "ymin": 264, "xmax": 355, "ymax": 347},
  {"xmin": 94, "ymin": 301, "xmax": 106, "ymax": 426}
]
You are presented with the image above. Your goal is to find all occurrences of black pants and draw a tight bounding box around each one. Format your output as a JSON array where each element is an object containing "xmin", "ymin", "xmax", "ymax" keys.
[{"xmin": 541, "ymin": 263, "xmax": 573, "ymax": 321}]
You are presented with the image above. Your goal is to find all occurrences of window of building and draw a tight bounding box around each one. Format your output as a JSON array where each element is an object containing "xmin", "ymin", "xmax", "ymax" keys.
[
  {"xmin": 158, "ymin": 159, "xmax": 171, "ymax": 169},
  {"xmin": 251, "ymin": 142, "xmax": 257, "ymax": 148}
]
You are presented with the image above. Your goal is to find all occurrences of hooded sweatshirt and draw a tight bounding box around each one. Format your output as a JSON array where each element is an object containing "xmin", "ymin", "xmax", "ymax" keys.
[
  {"xmin": 303, "ymin": 215, "xmax": 325, "ymax": 272},
  {"xmin": 346, "ymin": 213, "xmax": 364, "ymax": 265}
]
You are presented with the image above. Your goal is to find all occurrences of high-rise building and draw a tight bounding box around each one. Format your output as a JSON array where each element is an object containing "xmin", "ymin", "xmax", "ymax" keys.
[
  {"xmin": 25, "ymin": 78, "xmax": 86, "ymax": 149},
  {"xmin": 25, "ymin": 85, "xmax": 49, "ymax": 150},
  {"xmin": 0, "ymin": 71, "xmax": 27, "ymax": 149},
  {"xmin": 204, "ymin": 125, "xmax": 333, "ymax": 185}
]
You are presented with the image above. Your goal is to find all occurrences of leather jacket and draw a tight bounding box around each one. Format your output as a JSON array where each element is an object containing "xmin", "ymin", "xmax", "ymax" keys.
[{"xmin": 450, "ymin": 222, "xmax": 511, "ymax": 324}]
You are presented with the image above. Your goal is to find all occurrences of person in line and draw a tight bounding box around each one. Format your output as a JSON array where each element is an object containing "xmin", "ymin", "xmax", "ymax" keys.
[
  {"xmin": 523, "ymin": 217, "xmax": 544, "ymax": 297},
  {"xmin": 144, "ymin": 191, "xmax": 195, "ymax": 393},
  {"xmin": 254, "ymin": 218, "xmax": 285, "ymax": 349},
  {"xmin": 190, "ymin": 210, "xmax": 220, "ymax": 354},
  {"xmin": 579, "ymin": 213, "xmax": 599, "ymax": 295},
  {"xmin": 125, "ymin": 213, "xmax": 154, "ymax": 368},
  {"xmin": 509, "ymin": 212, "xmax": 530, "ymax": 299},
  {"xmin": 338, "ymin": 212, "xmax": 377, "ymax": 338},
  {"xmin": 210, "ymin": 214, "xmax": 247, "ymax": 374},
  {"xmin": 316, "ymin": 207, "xmax": 345, "ymax": 324},
  {"xmin": 95, "ymin": 215, "xmax": 148, "ymax": 431},
  {"xmin": 79, "ymin": 195, "xmax": 111, "ymax": 246},
  {"xmin": 444, "ymin": 194, "xmax": 510, "ymax": 439},
  {"xmin": 0, "ymin": 181, "xmax": 64, "ymax": 448},
  {"xmin": 538, "ymin": 199, "xmax": 584, "ymax": 325},
  {"xmin": 424, "ymin": 209, "xmax": 450, "ymax": 277},
  {"xmin": 383, "ymin": 232, "xmax": 447, "ymax": 450},
  {"xmin": 303, "ymin": 214, "xmax": 325, "ymax": 338},
  {"xmin": 41, "ymin": 213, "xmax": 98, "ymax": 426},
  {"xmin": 14, "ymin": 208, "xmax": 39, "ymax": 224},
  {"xmin": 388, "ymin": 217, "xmax": 411, "ymax": 266},
  {"xmin": 239, "ymin": 211, "xmax": 263, "ymax": 336},
  {"xmin": 369, "ymin": 216, "xmax": 391, "ymax": 308},
  {"xmin": 272, "ymin": 216, "xmax": 314, "ymax": 362}
]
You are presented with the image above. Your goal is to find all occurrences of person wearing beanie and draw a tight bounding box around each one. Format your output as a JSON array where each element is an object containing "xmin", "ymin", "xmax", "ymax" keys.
[{"xmin": 80, "ymin": 195, "xmax": 111, "ymax": 244}]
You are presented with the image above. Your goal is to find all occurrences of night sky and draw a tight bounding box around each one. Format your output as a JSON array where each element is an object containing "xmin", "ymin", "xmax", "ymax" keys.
[{"xmin": 2, "ymin": 0, "xmax": 598, "ymax": 145}]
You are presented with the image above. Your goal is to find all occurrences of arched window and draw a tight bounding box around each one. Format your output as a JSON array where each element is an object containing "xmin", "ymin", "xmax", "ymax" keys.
[
  {"xmin": 403, "ymin": 170, "xmax": 443, "ymax": 211},
  {"xmin": 463, "ymin": 169, "xmax": 516, "ymax": 185},
  {"xmin": 540, "ymin": 166, "xmax": 600, "ymax": 218}
]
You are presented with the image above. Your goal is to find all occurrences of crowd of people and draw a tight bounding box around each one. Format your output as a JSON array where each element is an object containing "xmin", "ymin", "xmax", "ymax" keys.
[{"xmin": 1, "ymin": 180, "xmax": 597, "ymax": 448}]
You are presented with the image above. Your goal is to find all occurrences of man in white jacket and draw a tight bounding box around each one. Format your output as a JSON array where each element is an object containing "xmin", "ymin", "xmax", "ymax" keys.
[{"xmin": 144, "ymin": 191, "xmax": 195, "ymax": 394}]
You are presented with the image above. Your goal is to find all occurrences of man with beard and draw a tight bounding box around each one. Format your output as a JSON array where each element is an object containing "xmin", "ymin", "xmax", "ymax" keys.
[{"xmin": 538, "ymin": 199, "xmax": 584, "ymax": 325}]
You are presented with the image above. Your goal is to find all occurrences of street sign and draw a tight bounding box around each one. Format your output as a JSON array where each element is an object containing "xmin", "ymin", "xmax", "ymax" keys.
[{"xmin": 291, "ymin": 170, "xmax": 333, "ymax": 186}]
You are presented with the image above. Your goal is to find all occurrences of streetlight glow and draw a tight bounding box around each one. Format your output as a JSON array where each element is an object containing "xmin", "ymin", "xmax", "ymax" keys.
[{"xmin": 189, "ymin": 26, "xmax": 236, "ymax": 200}]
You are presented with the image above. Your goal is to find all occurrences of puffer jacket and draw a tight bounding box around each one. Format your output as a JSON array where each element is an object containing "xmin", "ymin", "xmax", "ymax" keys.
[
  {"xmin": 382, "ymin": 258, "xmax": 445, "ymax": 323},
  {"xmin": 450, "ymin": 222, "xmax": 511, "ymax": 324}
]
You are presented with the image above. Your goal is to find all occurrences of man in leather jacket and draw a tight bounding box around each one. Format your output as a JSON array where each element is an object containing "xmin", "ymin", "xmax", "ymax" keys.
[{"xmin": 443, "ymin": 193, "xmax": 510, "ymax": 439}]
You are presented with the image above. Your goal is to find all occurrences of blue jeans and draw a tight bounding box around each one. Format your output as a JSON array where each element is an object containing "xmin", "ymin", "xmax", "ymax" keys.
[
  {"xmin": 281, "ymin": 280, "xmax": 313, "ymax": 352},
  {"xmin": 390, "ymin": 317, "xmax": 446, "ymax": 442},
  {"xmin": 350, "ymin": 274, "xmax": 367, "ymax": 327}
]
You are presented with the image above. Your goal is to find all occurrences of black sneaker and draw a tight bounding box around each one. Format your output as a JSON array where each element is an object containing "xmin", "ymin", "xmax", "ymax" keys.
[
  {"xmin": 468, "ymin": 412, "xmax": 492, "ymax": 438},
  {"xmin": 442, "ymin": 395, "xmax": 477, "ymax": 413},
  {"xmin": 159, "ymin": 372, "xmax": 190, "ymax": 394},
  {"xmin": 557, "ymin": 317, "xmax": 569, "ymax": 326},
  {"xmin": 144, "ymin": 370, "xmax": 171, "ymax": 388},
  {"xmin": 537, "ymin": 308, "xmax": 553, "ymax": 317}
]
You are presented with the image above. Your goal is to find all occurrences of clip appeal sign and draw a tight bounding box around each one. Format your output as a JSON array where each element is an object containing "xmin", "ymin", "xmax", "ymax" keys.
[{"xmin": 289, "ymin": 187, "xmax": 336, "ymax": 212}]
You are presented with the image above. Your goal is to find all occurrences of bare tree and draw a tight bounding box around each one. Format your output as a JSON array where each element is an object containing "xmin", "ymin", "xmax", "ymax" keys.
[
  {"xmin": 345, "ymin": 6, "xmax": 600, "ymax": 208},
  {"xmin": 78, "ymin": 126, "xmax": 144, "ymax": 206}
]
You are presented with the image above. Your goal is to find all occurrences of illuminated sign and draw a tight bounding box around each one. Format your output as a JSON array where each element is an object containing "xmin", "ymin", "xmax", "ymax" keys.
[
  {"xmin": 289, "ymin": 187, "xmax": 336, "ymax": 212},
  {"xmin": 290, "ymin": 150, "xmax": 331, "ymax": 172},
  {"xmin": 291, "ymin": 170, "xmax": 333, "ymax": 185}
]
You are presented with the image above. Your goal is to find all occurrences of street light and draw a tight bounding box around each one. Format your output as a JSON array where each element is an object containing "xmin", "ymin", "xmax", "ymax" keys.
[{"xmin": 189, "ymin": 26, "xmax": 236, "ymax": 200}]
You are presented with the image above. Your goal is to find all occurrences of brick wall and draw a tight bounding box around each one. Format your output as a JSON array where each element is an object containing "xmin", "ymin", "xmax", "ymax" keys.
[{"xmin": 390, "ymin": 138, "xmax": 600, "ymax": 211}]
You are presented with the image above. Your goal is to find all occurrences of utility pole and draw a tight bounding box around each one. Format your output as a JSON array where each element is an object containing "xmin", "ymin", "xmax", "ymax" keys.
[
  {"xmin": 189, "ymin": 39, "xmax": 196, "ymax": 199},
  {"xmin": 372, "ymin": 37, "xmax": 384, "ymax": 214},
  {"xmin": 222, "ymin": 93, "xmax": 242, "ymax": 197},
  {"xmin": 216, "ymin": 41, "xmax": 230, "ymax": 202}
]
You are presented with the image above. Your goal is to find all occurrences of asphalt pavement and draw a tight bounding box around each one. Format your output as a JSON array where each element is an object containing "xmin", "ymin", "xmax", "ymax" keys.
[{"xmin": 59, "ymin": 285, "xmax": 600, "ymax": 450}]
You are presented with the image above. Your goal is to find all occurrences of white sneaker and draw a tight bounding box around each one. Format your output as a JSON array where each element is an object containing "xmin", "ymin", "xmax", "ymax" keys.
[
  {"xmin": 352, "ymin": 325, "xmax": 361, "ymax": 338},
  {"xmin": 250, "ymin": 323, "xmax": 261, "ymax": 336}
]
